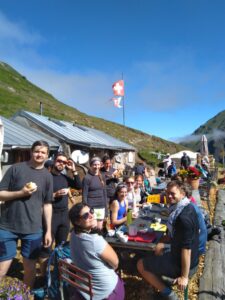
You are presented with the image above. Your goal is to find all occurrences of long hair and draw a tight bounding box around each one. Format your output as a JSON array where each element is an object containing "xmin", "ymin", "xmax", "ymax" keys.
[
  {"xmin": 69, "ymin": 203, "xmax": 87, "ymax": 234},
  {"xmin": 89, "ymin": 157, "xmax": 105, "ymax": 187},
  {"xmin": 110, "ymin": 183, "xmax": 127, "ymax": 205},
  {"xmin": 69, "ymin": 203, "xmax": 102, "ymax": 235}
]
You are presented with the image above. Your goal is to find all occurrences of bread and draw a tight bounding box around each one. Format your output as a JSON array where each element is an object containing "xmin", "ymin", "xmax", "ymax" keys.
[{"xmin": 26, "ymin": 182, "xmax": 37, "ymax": 189}]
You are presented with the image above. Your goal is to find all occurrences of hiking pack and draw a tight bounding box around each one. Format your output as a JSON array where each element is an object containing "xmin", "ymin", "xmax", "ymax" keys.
[{"xmin": 33, "ymin": 242, "xmax": 71, "ymax": 300}]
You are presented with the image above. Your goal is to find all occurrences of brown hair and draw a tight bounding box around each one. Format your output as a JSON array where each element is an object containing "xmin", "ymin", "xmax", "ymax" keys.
[{"xmin": 31, "ymin": 140, "xmax": 50, "ymax": 153}]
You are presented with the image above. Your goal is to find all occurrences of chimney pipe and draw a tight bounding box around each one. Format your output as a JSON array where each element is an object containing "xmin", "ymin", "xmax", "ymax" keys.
[{"xmin": 40, "ymin": 102, "xmax": 43, "ymax": 115}]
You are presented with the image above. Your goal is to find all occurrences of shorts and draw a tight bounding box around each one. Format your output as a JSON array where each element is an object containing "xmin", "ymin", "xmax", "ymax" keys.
[
  {"xmin": 106, "ymin": 276, "xmax": 125, "ymax": 300},
  {"xmin": 142, "ymin": 251, "xmax": 181, "ymax": 278},
  {"xmin": 93, "ymin": 208, "xmax": 105, "ymax": 220},
  {"xmin": 0, "ymin": 229, "xmax": 42, "ymax": 261}
]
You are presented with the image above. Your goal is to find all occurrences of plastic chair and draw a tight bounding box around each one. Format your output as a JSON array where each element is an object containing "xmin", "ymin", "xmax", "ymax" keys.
[{"xmin": 58, "ymin": 258, "xmax": 93, "ymax": 300}]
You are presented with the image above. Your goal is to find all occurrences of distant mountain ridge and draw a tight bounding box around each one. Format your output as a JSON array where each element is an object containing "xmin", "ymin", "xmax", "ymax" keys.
[
  {"xmin": 0, "ymin": 61, "xmax": 184, "ymax": 163},
  {"xmin": 181, "ymin": 110, "xmax": 225, "ymax": 162}
]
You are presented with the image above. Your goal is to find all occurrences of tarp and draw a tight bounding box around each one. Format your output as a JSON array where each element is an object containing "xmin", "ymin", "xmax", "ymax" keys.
[{"xmin": 169, "ymin": 150, "xmax": 199, "ymax": 159}]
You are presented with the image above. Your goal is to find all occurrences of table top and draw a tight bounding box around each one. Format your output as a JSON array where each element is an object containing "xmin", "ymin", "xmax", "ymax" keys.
[{"xmin": 105, "ymin": 204, "xmax": 169, "ymax": 251}]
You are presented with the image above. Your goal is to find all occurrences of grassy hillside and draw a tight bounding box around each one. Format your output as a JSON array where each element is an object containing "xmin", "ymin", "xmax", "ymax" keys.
[{"xmin": 0, "ymin": 61, "xmax": 184, "ymax": 164}]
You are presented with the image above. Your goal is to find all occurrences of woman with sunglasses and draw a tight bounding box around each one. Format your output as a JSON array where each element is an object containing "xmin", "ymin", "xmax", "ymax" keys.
[
  {"xmin": 69, "ymin": 203, "xmax": 125, "ymax": 300},
  {"xmin": 110, "ymin": 184, "xmax": 128, "ymax": 227},
  {"xmin": 82, "ymin": 157, "xmax": 107, "ymax": 230},
  {"xmin": 125, "ymin": 176, "xmax": 139, "ymax": 211}
]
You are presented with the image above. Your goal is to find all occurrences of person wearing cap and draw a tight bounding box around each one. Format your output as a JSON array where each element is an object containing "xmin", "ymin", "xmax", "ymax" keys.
[
  {"xmin": 82, "ymin": 156, "xmax": 107, "ymax": 230},
  {"xmin": 163, "ymin": 154, "xmax": 172, "ymax": 176},
  {"xmin": 44, "ymin": 159, "xmax": 54, "ymax": 172}
]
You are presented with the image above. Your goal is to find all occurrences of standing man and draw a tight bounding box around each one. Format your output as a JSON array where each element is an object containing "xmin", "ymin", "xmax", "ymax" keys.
[
  {"xmin": 163, "ymin": 153, "xmax": 172, "ymax": 176},
  {"xmin": 180, "ymin": 152, "xmax": 191, "ymax": 170},
  {"xmin": 50, "ymin": 152, "xmax": 82, "ymax": 246},
  {"xmin": 0, "ymin": 140, "xmax": 53, "ymax": 288},
  {"xmin": 137, "ymin": 180, "xmax": 199, "ymax": 300}
]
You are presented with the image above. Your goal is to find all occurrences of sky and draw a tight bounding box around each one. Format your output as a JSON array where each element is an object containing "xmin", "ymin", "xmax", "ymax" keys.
[{"xmin": 0, "ymin": 0, "xmax": 225, "ymax": 142}]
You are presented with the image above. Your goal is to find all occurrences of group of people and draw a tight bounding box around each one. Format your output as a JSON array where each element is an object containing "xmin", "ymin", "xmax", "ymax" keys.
[{"xmin": 0, "ymin": 141, "xmax": 209, "ymax": 300}]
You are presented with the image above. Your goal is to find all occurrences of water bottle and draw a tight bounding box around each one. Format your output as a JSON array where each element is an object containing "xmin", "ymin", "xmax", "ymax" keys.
[{"xmin": 127, "ymin": 209, "xmax": 132, "ymax": 226}]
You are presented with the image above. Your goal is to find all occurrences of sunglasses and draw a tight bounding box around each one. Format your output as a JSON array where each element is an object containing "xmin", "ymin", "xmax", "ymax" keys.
[
  {"xmin": 56, "ymin": 159, "xmax": 68, "ymax": 165},
  {"xmin": 127, "ymin": 182, "xmax": 134, "ymax": 184},
  {"xmin": 80, "ymin": 208, "xmax": 94, "ymax": 220}
]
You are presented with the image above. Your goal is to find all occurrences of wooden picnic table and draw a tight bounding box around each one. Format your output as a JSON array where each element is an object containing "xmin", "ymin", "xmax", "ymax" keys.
[{"xmin": 105, "ymin": 204, "xmax": 169, "ymax": 252}]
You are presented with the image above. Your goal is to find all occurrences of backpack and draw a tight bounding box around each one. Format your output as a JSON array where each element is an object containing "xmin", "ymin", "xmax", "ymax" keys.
[{"xmin": 33, "ymin": 242, "xmax": 71, "ymax": 300}]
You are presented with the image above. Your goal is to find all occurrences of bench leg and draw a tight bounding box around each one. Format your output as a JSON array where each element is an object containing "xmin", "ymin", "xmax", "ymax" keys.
[{"xmin": 184, "ymin": 285, "xmax": 188, "ymax": 300}]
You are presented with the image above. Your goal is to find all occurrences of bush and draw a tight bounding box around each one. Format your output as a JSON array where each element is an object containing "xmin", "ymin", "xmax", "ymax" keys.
[{"xmin": 0, "ymin": 277, "xmax": 31, "ymax": 300}]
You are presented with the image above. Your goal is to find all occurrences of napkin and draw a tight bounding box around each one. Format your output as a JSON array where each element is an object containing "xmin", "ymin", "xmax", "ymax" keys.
[{"xmin": 150, "ymin": 223, "xmax": 167, "ymax": 232}]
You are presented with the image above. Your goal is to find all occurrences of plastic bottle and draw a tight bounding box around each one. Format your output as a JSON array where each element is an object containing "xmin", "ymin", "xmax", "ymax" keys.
[{"xmin": 127, "ymin": 209, "xmax": 133, "ymax": 226}]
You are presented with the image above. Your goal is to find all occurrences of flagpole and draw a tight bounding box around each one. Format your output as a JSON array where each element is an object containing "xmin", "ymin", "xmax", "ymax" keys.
[{"xmin": 122, "ymin": 73, "xmax": 125, "ymax": 126}]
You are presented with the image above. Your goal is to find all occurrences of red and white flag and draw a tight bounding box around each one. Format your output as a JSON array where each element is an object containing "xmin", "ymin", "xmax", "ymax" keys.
[
  {"xmin": 111, "ymin": 96, "xmax": 123, "ymax": 108},
  {"xmin": 112, "ymin": 80, "xmax": 124, "ymax": 96}
]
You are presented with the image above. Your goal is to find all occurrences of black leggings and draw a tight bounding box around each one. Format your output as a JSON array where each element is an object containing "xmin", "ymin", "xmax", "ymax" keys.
[{"xmin": 52, "ymin": 209, "xmax": 70, "ymax": 246}]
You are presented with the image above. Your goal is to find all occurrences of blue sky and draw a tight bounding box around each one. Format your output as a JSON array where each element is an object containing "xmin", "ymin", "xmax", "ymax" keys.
[{"xmin": 0, "ymin": 1, "xmax": 225, "ymax": 141}]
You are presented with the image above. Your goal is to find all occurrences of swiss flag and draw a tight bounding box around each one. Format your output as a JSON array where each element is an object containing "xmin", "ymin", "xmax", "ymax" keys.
[{"xmin": 112, "ymin": 80, "xmax": 124, "ymax": 96}]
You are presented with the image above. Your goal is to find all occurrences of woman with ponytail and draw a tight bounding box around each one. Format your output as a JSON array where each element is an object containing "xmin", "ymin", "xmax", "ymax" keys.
[{"xmin": 82, "ymin": 157, "xmax": 107, "ymax": 229}]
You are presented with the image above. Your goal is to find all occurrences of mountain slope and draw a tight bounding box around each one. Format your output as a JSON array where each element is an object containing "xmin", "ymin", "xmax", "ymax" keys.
[
  {"xmin": 181, "ymin": 110, "xmax": 225, "ymax": 162},
  {"xmin": 0, "ymin": 61, "xmax": 184, "ymax": 163}
]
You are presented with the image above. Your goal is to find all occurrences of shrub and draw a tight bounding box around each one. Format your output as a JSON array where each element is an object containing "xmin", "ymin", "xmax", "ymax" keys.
[{"xmin": 0, "ymin": 277, "xmax": 31, "ymax": 300}]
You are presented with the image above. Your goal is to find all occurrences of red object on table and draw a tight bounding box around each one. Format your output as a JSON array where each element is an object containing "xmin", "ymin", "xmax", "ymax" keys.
[{"xmin": 128, "ymin": 232, "xmax": 156, "ymax": 243}]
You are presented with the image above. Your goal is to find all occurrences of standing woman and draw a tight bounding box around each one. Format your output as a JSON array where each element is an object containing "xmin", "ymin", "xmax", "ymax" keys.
[
  {"xmin": 110, "ymin": 184, "xmax": 128, "ymax": 227},
  {"xmin": 100, "ymin": 155, "xmax": 118, "ymax": 203},
  {"xmin": 69, "ymin": 203, "xmax": 125, "ymax": 300},
  {"xmin": 82, "ymin": 157, "xmax": 107, "ymax": 230}
]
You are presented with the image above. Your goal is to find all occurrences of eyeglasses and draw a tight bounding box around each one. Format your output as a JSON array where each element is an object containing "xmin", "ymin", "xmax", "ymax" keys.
[
  {"xmin": 126, "ymin": 182, "xmax": 134, "ymax": 185},
  {"xmin": 56, "ymin": 159, "xmax": 68, "ymax": 165},
  {"xmin": 80, "ymin": 208, "xmax": 94, "ymax": 220}
]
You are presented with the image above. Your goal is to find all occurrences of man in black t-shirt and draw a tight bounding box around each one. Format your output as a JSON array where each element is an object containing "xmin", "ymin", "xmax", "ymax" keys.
[
  {"xmin": 180, "ymin": 152, "xmax": 191, "ymax": 169},
  {"xmin": 137, "ymin": 180, "xmax": 199, "ymax": 300},
  {"xmin": 0, "ymin": 140, "xmax": 53, "ymax": 288}
]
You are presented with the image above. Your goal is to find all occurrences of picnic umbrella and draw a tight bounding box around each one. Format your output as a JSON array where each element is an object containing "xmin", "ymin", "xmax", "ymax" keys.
[{"xmin": 200, "ymin": 135, "xmax": 209, "ymax": 157}]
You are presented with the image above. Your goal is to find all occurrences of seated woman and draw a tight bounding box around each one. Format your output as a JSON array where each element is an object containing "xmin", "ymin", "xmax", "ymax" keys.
[
  {"xmin": 110, "ymin": 184, "xmax": 128, "ymax": 227},
  {"xmin": 125, "ymin": 176, "xmax": 139, "ymax": 211},
  {"xmin": 134, "ymin": 174, "xmax": 147, "ymax": 205},
  {"xmin": 69, "ymin": 203, "xmax": 125, "ymax": 300}
]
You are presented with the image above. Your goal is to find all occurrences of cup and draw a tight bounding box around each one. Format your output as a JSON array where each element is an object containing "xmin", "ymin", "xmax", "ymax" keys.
[
  {"xmin": 107, "ymin": 230, "xmax": 115, "ymax": 237},
  {"xmin": 116, "ymin": 231, "xmax": 124, "ymax": 238},
  {"xmin": 155, "ymin": 217, "xmax": 161, "ymax": 224},
  {"xmin": 128, "ymin": 224, "xmax": 138, "ymax": 236},
  {"xmin": 119, "ymin": 235, "xmax": 128, "ymax": 243}
]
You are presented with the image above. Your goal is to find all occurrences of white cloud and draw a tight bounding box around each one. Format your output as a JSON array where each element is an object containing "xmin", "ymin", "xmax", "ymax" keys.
[{"xmin": 0, "ymin": 11, "xmax": 43, "ymax": 45}]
